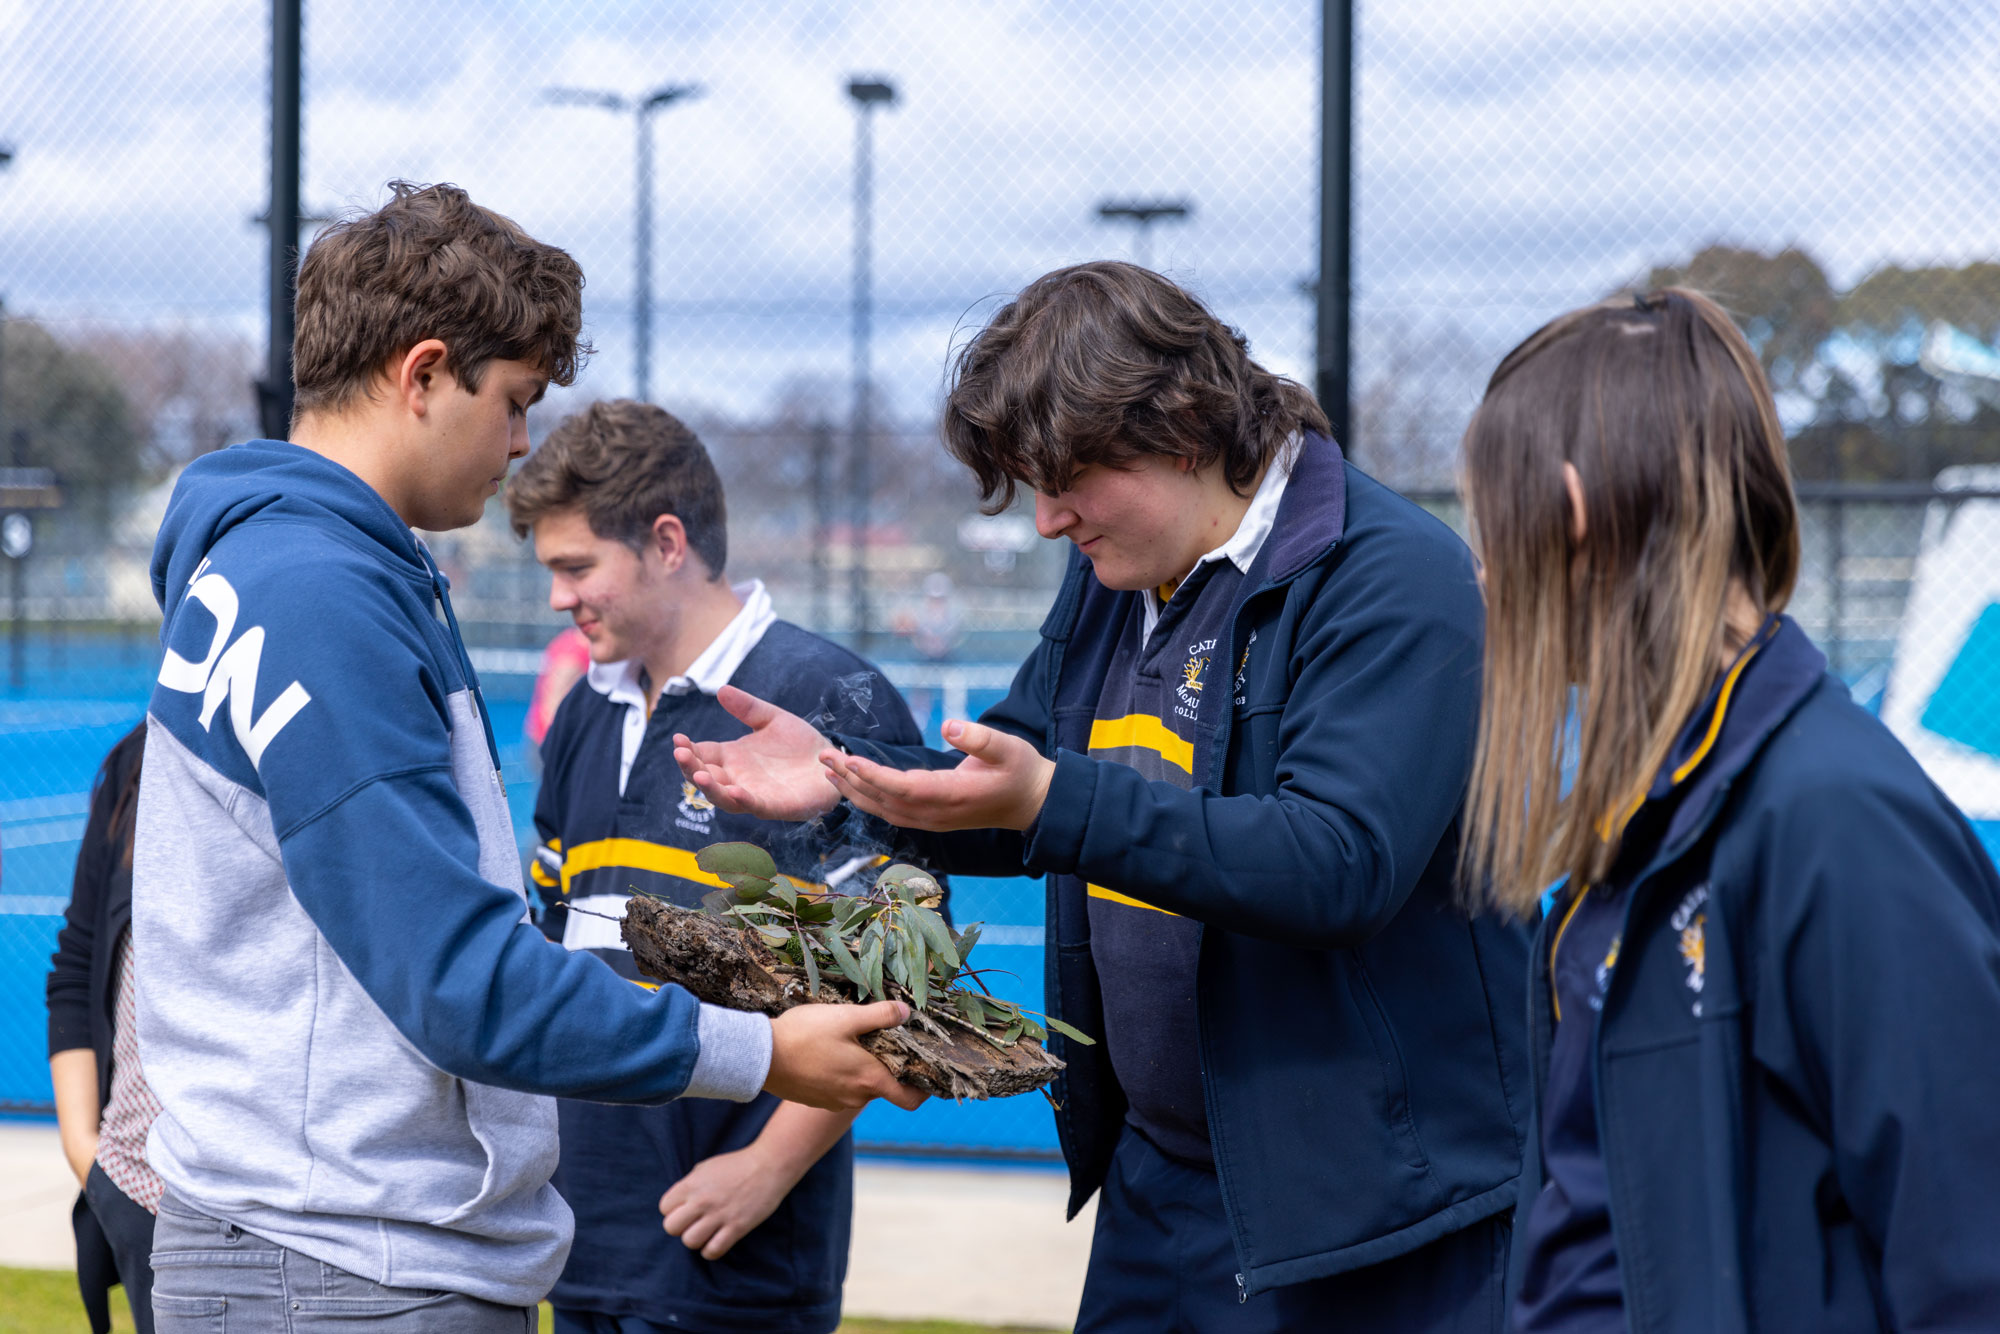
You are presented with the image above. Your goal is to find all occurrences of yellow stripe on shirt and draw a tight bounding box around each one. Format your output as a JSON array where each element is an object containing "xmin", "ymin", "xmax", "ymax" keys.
[
  {"xmin": 1087, "ymin": 714, "xmax": 1195, "ymax": 774},
  {"xmin": 559, "ymin": 838, "xmax": 729, "ymax": 896},
  {"xmin": 1087, "ymin": 883, "xmax": 1180, "ymax": 917}
]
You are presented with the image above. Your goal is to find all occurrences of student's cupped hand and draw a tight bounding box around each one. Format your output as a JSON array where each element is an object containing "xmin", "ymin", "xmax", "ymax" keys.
[
  {"xmin": 820, "ymin": 719, "xmax": 1055, "ymax": 833},
  {"xmin": 674, "ymin": 685, "xmax": 842, "ymax": 821}
]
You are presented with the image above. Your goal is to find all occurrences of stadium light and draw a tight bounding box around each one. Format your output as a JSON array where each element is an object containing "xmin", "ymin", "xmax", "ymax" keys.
[
  {"xmin": 542, "ymin": 82, "xmax": 704, "ymax": 403},
  {"xmin": 1095, "ymin": 199, "xmax": 1192, "ymax": 270}
]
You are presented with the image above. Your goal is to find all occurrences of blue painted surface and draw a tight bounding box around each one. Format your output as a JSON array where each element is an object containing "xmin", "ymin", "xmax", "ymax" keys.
[
  {"xmin": 0, "ymin": 652, "xmax": 1060, "ymax": 1154},
  {"xmin": 1923, "ymin": 601, "xmax": 2000, "ymax": 759}
]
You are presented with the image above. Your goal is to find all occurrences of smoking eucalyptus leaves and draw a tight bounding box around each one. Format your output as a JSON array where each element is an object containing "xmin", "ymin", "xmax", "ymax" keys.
[{"xmin": 694, "ymin": 842, "xmax": 1094, "ymax": 1051}]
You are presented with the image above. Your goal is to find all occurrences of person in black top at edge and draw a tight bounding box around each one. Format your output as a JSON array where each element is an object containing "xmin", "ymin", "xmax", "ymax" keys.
[
  {"xmin": 506, "ymin": 400, "xmax": 932, "ymax": 1334},
  {"xmin": 675, "ymin": 262, "xmax": 1530, "ymax": 1332},
  {"xmin": 1460, "ymin": 288, "xmax": 2000, "ymax": 1332},
  {"xmin": 47, "ymin": 723, "xmax": 164, "ymax": 1333}
]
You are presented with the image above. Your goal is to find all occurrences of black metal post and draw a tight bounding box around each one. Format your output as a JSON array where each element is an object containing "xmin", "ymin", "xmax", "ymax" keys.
[
  {"xmin": 259, "ymin": 0, "xmax": 302, "ymax": 440},
  {"xmin": 811, "ymin": 417, "xmax": 833, "ymax": 632},
  {"xmin": 5, "ymin": 426, "xmax": 20, "ymax": 692},
  {"xmin": 1828, "ymin": 496, "xmax": 1847, "ymax": 679},
  {"xmin": 8, "ymin": 529, "xmax": 22, "ymax": 691},
  {"xmin": 1316, "ymin": 0, "xmax": 1354, "ymax": 452},
  {"xmin": 634, "ymin": 106, "xmax": 653, "ymax": 402},
  {"xmin": 847, "ymin": 79, "xmax": 896, "ymax": 651}
]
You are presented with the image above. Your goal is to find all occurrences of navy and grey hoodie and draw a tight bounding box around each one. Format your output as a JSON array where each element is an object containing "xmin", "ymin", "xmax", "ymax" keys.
[{"xmin": 133, "ymin": 441, "xmax": 771, "ymax": 1307}]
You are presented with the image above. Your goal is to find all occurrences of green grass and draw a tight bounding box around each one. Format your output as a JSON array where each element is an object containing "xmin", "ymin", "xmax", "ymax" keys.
[
  {"xmin": 0, "ymin": 1267, "xmax": 139, "ymax": 1333},
  {"xmin": 0, "ymin": 1267, "xmax": 1058, "ymax": 1334}
]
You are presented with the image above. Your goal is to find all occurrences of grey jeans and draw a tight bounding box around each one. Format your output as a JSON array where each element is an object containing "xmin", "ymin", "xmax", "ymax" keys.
[{"xmin": 149, "ymin": 1191, "xmax": 535, "ymax": 1332}]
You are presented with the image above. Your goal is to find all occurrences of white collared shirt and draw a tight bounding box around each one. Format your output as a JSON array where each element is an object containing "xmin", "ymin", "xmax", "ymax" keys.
[
  {"xmin": 1141, "ymin": 435, "xmax": 1299, "ymax": 645},
  {"xmin": 586, "ymin": 579, "xmax": 777, "ymax": 795}
]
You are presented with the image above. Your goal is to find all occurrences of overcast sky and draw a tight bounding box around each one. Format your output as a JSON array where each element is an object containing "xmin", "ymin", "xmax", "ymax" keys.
[{"xmin": 1, "ymin": 0, "xmax": 1995, "ymax": 435}]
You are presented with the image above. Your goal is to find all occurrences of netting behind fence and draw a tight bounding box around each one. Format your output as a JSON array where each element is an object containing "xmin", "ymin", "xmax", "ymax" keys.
[{"xmin": 4, "ymin": 1, "xmax": 2000, "ymax": 1156}]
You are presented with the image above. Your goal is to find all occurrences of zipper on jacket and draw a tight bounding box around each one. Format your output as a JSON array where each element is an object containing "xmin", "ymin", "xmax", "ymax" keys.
[
  {"xmin": 414, "ymin": 542, "xmax": 505, "ymax": 777},
  {"xmin": 1236, "ymin": 1272, "xmax": 1247, "ymax": 1304}
]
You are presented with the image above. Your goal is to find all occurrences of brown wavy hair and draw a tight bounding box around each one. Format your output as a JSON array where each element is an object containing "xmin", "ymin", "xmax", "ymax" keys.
[
  {"xmin": 506, "ymin": 399, "xmax": 728, "ymax": 579},
  {"xmin": 1461, "ymin": 289, "xmax": 1799, "ymax": 914},
  {"xmin": 942, "ymin": 262, "xmax": 1328, "ymax": 512},
  {"xmin": 292, "ymin": 181, "xmax": 589, "ymax": 420}
]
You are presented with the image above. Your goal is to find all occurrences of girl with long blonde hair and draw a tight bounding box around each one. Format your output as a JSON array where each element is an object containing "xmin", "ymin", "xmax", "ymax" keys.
[{"xmin": 1464, "ymin": 289, "xmax": 2000, "ymax": 1332}]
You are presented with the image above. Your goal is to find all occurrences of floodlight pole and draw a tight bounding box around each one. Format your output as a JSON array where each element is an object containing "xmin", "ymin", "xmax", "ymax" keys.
[
  {"xmin": 847, "ymin": 77, "xmax": 897, "ymax": 651},
  {"xmin": 542, "ymin": 83, "xmax": 701, "ymax": 403},
  {"xmin": 1316, "ymin": 0, "xmax": 1354, "ymax": 451},
  {"xmin": 259, "ymin": 0, "xmax": 302, "ymax": 440},
  {"xmin": 1095, "ymin": 200, "xmax": 1191, "ymax": 271}
]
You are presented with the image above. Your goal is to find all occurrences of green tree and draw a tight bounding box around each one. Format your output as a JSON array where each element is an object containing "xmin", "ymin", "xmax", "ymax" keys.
[
  {"xmin": 1646, "ymin": 245, "xmax": 1839, "ymax": 401},
  {"xmin": 0, "ymin": 317, "xmax": 142, "ymax": 521},
  {"xmin": 1642, "ymin": 245, "xmax": 2000, "ymax": 481}
]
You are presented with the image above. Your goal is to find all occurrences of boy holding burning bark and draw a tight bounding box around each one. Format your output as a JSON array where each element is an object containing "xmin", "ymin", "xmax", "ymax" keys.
[
  {"xmin": 135, "ymin": 184, "xmax": 919, "ymax": 1334},
  {"xmin": 508, "ymin": 399, "xmax": 932, "ymax": 1334},
  {"xmin": 676, "ymin": 262, "xmax": 1529, "ymax": 1331}
]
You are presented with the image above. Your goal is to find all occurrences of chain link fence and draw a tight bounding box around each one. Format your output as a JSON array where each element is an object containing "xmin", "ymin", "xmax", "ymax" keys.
[{"xmin": 2, "ymin": 1, "xmax": 1998, "ymax": 1155}]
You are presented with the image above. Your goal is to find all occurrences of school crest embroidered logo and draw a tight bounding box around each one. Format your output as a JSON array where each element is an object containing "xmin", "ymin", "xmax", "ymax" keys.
[
  {"xmin": 1670, "ymin": 883, "xmax": 1710, "ymax": 1016},
  {"xmin": 677, "ymin": 780, "xmax": 717, "ymax": 834},
  {"xmin": 1176, "ymin": 636, "xmax": 1218, "ymax": 718}
]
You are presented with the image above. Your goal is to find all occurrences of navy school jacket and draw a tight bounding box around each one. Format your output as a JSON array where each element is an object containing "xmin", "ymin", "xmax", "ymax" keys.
[
  {"xmin": 1509, "ymin": 615, "xmax": 2000, "ymax": 1332},
  {"xmin": 837, "ymin": 433, "xmax": 1531, "ymax": 1296}
]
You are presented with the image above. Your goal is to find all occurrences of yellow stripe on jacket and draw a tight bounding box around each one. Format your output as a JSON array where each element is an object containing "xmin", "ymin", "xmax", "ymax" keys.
[{"xmin": 1088, "ymin": 714, "xmax": 1195, "ymax": 774}]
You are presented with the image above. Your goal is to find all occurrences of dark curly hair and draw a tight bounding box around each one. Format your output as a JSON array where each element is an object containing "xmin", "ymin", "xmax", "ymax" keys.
[
  {"xmin": 292, "ymin": 181, "xmax": 590, "ymax": 420},
  {"xmin": 942, "ymin": 261, "xmax": 1328, "ymax": 512}
]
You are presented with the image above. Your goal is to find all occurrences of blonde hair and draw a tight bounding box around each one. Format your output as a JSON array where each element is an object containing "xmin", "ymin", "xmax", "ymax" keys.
[{"xmin": 1460, "ymin": 289, "xmax": 1800, "ymax": 913}]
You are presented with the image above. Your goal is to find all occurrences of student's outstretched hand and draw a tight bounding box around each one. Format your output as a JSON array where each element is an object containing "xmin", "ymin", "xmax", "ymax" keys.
[
  {"xmin": 820, "ymin": 719, "xmax": 1055, "ymax": 833},
  {"xmin": 765, "ymin": 999, "xmax": 927, "ymax": 1112},
  {"xmin": 674, "ymin": 685, "xmax": 841, "ymax": 821}
]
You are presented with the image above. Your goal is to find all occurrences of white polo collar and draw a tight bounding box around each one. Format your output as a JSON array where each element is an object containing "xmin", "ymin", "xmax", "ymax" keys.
[
  {"xmin": 586, "ymin": 578, "xmax": 777, "ymax": 706},
  {"xmin": 1142, "ymin": 436, "xmax": 1298, "ymax": 641}
]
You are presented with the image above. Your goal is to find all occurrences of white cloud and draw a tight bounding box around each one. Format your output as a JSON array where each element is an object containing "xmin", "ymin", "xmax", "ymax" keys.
[{"xmin": 0, "ymin": 0, "xmax": 1994, "ymax": 453}]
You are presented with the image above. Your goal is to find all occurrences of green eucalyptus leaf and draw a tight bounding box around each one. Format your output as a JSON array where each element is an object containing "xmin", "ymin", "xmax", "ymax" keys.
[
  {"xmin": 953, "ymin": 921, "xmax": 982, "ymax": 963},
  {"xmin": 861, "ymin": 934, "xmax": 885, "ymax": 1000},
  {"xmin": 700, "ymin": 888, "xmax": 735, "ymax": 918},
  {"xmin": 884, "ymin": 928, "xmax": 913, "ymax": 992},
  {"xmin": 801, "ymin": 944, "xmax": 821, "ymax": 997},
  {"xmin": 820, "ymin": 928, "xmax": 868, "ymax": 991},
  {"xmin": 796, "ymin": 898, "xmax": 836, "ymax": 924},
  {"xmin": 912, "ymin": 905, "xmax": 959, "ymax": 969},
  {"xmin": 769, "ymin": 877, "xmax": 799, "ymax": 909},
  {"xmin": 955, "ymin": 990, "xmax": 988, "ymax": 1028},
  {"xmin": 1044, "ymin": 1016, "xmax": 1098, "ymax": 1046},
  {"xmin": 697, "ymin": 842, "xmax": 779, "ymax": 881},
  {"xmin": 751, "ymin": 923, "xmax": 791, "ymax": 949},
  {"xmin": 1020, "ymin": 1015, "xmax": 1046, "ymax": 1043}
]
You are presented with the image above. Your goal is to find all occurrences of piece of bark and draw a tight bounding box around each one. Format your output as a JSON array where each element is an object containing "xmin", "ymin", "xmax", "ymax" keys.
[{"xmin": 621, "ymin": 895, "xmax": 1064, "ymax": 1101}]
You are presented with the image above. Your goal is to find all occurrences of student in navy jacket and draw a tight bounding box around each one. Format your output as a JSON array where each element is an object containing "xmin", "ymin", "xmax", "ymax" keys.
[
  {"xmin": 677, "ymin": 262, "xmax": 1530, "ymax": 1331},
  {"xmin": 1460, "ymin": 287, "xmax": 2000, "ymax": 1333},
  {"xmin": 508, "ymin": 401, "xmax": 931, "ymax": 1334}
]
